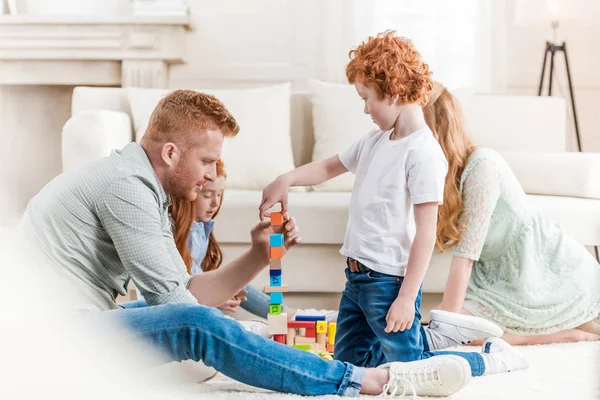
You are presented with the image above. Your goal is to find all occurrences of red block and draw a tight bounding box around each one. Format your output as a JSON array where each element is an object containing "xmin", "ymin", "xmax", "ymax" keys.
[
  {"xmin": 305, "ymin": 328, "xmax": 316, "ymax": 338},
  {"xmin": 287, "ymin": 321, "xmax": 316, "ymax": 329},
  {"xmin": 274, "ymin": 334, "xmax": 286, "ymax": 344}
]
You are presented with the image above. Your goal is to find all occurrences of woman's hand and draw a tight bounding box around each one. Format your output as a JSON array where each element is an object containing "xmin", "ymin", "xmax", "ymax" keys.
[
  {"xmin": 250, "ymin": 216, "xmax": 302, "ymax": 265},
  {"xmin": 218, "ymin": 298, "xmax": 242, "ymax": 313},
  {"xmin": 385, "ymin": 295, "xmax": 416, "ymax": 333},
  {"xmin": 259, "ymin": 175, "xmax": 292, "ymax": 221}
]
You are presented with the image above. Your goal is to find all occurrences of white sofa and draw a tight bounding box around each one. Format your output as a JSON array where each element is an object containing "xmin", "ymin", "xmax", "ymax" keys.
[{"xmin": 62, "ymin": 83, "xmax": 600, "ymax": 316}]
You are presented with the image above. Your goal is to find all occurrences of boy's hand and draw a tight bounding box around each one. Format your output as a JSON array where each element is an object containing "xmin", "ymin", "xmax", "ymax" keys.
[
  {"xmin": 385, "ymin": 295, "xmax": 415, "ymax": 333},
  {"xmin": 234, "ymin": 289, "xmax": 248, "ymax": 303},
  {"xmin": 218, "ymin": 298, "xmax": 242, "ymax": 313},
  {"xmin": 250, "ymin": 216, "xmax": 302, "ymax": 265},
  {"xmin": 259, "ymin": 175, "xmax": 292, "ymax": 221}
]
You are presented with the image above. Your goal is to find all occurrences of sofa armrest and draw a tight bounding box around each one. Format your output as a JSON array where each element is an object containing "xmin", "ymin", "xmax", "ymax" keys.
[
  {"xmin": 501, "ymin": 151, "xmax": 600, "ymax": 199},
  {"xmin": 62, "ymin": 110, "xmax": 133, "ymax": 172}
]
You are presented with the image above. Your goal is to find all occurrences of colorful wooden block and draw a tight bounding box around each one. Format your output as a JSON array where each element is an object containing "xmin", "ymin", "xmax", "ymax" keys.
[
  {"xmin": 287, "ymin": 327, "xmax": 296, "ymax": 345},
  {"xmin": 269, "ymin": 269, "xmax": 282, "ymax": 276},
  {"xmin": 264, "ymin": 284, "xmax": 288, "ymax": 293},
  {"xmin": 298, "ymin": 328, "xmax": 306, "ymax": 336},
  {"xmin": 269, "ymin": 304, "xmax": 282, "ymax": 315},
  {"xmin": 326, "ymin": 343, "xmax": 335, "ymax": 353},
  {"xmin": 328, "ymin": 322, "xmax": 337, "ymax": 345},
  {"xmin": 305, "ymin": 327, "xmax": 316, "ymax": 338},
  {"xmin": 295, "ymin": 336, "xmax": 316, "ymax": 344},
  {"xmin": 316, "ymin": 321, "xmax": 328, "ymax": 334},
  {"xmin": 270, "ymin": 274, "xmax": 282, "ymax": 286},
  {"xmin": 317, "ymin": 333, "xmax": 327, "ymax": 345},
  {"xmin": 268, "ymin": 313, "xmax": 288, "ymax": 335},
  {"xmin": 287, "ymin": 321, "xmax": 317, "ymax": 329},
  {"xmin": 270, "ymin": 258, "xmax": 282, "ymax": 270},
  {"xmin": 270, "ymin": 212, "xmax": 283, "ymax": 225},
  {"xmin": 295, "ymin": 315, "xmax": 326, "ymax": 322},
  {"xmin": 270, "ymin": 292, "xmax": 283, "ymax": 304},
  {"xmin": 270, "ymin": 233, "xmax": 284, "ymax": 247},
  {"xmin": 270, "ymin": 247, "xmax": 283, "ymax": 259},
  {"xmin": 292, "ymin": 344, "xmax": 311, "ymax": 351},
  {"xmin": 315, "ymin": 342, "xmax": 326, "ymax": 351},
  {"xmin": 274, "ymin": 334, "xmax": 286, "ymax": 344}
]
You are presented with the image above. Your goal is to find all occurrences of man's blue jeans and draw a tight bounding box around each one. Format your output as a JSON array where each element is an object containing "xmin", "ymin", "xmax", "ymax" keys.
[
  {"xmin": 335, "ymin": 263, "xmax": 485, "ymax": 376},
  {"xmin": 96, "ymin": 302, "xmax": 365, "ymax": 396}
]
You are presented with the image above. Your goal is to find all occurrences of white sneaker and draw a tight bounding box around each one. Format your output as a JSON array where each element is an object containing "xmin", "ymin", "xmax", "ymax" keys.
[
  {"xmin": 294, "ymin": 308, "xmax": 338, "ymax": 323},
  {"xmin": 238, "ymin": 319, "xmax": 270, "ymax": 338},
  {"xmin": 481, "ymin": 337, "xmax": 529, "ymax": 374},
  {"xmin": 426, "ymin": 310, "xmax": 503, "ymax": 350},
  {"xmin": 378, "ymin": 355, "xmax": 471, "ymax": 397}
]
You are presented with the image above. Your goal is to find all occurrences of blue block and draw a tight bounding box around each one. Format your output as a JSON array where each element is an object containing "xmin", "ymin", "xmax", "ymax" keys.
[
  {"xmin": 270, "ymin": 233, "xmax": 284, "ymax": 247},
  {"xmin": 270, "ymin": 292, "xmax": 283, "ymax": 304},
  {"xmin": 270, "ymin": 275, "xmax": 282, "ymax": 286},
  {"xmin": 269, "ymin": 269, "xmax": 282, "ymax": 276},
  {"xmin": 295, "ymin": 315, "xmax": 326, "ymax": 322}
]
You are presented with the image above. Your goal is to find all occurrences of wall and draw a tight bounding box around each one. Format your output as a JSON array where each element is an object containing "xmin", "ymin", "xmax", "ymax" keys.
[{"xmin": 1, "ymin": 0, "xmax": 600, "ymax": 225}]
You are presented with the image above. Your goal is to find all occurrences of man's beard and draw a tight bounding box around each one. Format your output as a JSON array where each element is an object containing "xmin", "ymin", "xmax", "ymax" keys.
[{"xmin": 169, "ymin": 161, "xmax": 197, "ymax": 201}]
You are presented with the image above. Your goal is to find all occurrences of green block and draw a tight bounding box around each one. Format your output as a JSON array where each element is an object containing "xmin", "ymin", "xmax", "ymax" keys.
[
  {"xmin": 269, "ymin": 304, "xmax": 282, "ymax": 315},
  {"xmin": 292, "ymin": 344, "xmax": 311, "ymax": 351}
]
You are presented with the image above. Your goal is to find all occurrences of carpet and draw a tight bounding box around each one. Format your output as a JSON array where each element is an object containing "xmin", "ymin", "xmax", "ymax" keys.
[{"xmin": 173, "ymin": 341, "xmax": 600, "ymax": 399}]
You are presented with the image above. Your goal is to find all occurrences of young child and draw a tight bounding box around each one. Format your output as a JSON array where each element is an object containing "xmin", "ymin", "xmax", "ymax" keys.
[
  {"xmin": 171, "ymin": 159, "xmax": 336, "ymax": 322},
  {"xmin": 259, "ymin": 31, "xmax": 529, "ymax": 379}
]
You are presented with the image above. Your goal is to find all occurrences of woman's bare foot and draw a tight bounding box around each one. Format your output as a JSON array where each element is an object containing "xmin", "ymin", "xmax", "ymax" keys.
[{"xmin": 466, "ymin": 329, "xmax": 600, "ymax": 346}]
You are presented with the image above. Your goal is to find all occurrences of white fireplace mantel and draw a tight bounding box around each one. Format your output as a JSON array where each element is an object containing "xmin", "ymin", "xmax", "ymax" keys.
[{"xmin": 0, "ymin": 15, "xmax": 191, "ymax": 88}]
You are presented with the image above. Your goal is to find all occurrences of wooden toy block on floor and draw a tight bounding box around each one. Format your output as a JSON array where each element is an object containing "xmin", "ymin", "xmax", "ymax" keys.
[
  {"xmin": 287, "ymin": 327, "xmax": 296, "ymax": 345},
  {"xmin": 316, "ymin": 321, "xmax": 327, "ymax": 334},
  {"xmin": 269, "ymin": 258, "xmax": 282, "ymax": 270},
  {"xmin": 269, "ymin": 304, "xmax": 282, "ymax": 315},
  {"xmin": 317, "ymin": 333, "xmax": 327, "ymax": 345},
  {"xmin": 292, "ymin": 344, "xmax": 311, "ymax": 351},
  {"xmin": 270, "ymin": 233, "xmax": 284, "ymax": 247},
  {"xmin": 274, "ymin": 334, "xmax": 286, "ymax": 344},
  {"xmin": 264, "ymin": 284, "xmax": 288, "ymax": 293},
  {"xmin": 268, "ymin": 313, "xmax": 288, "ymax": 335},
  {"xmin": 295, "ymin": 336, "xmax": 316, "ymax": 344},
  {"xmin": 295, "ymin": 315, "xmax": 326, "ymax": 322},
  {"xmin": 328, "ymin": 322, "xmax": 337, "ymax": 345},
  {"xmin": 270, "ymin": 247, "xmax": 283, "ymax": 259},
  {"xmin": 270, "ymin": 292, "xmax": 283, "ymax": 304},
  {"xmin": 270, "ymin": 212, "xmax": 283, "ymax": 225},
  {"xmin": 326, "ymin": 343, "xmax": 335, "ymax": 353}
]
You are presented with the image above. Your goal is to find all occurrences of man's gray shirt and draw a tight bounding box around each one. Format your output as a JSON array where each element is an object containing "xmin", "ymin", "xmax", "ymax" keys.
[{"xmin": 21, "ymin": 143, "xmax": 197, "ymax": 311}]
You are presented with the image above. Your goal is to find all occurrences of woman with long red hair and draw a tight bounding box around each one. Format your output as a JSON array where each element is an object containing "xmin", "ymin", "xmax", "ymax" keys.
[{"xmin": 423, "ymin": 82, "xmax": 600, "ymax": 347}]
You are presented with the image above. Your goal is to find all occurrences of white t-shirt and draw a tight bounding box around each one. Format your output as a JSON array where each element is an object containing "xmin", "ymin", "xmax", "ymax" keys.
[{"xmin": 338, "ymin": 127, "xmax": 448, "ymax": 276}]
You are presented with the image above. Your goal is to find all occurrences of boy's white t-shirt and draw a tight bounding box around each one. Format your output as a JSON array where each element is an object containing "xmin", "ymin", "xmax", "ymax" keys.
[{"xmin": 338, "ymin": 127, "xmax": 448, "ymax": 276}]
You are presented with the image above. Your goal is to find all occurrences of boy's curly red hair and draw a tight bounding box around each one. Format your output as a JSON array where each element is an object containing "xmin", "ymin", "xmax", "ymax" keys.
[{"xmin": 346, "ymin": 30, "xmax": 433, "ymax": 106}]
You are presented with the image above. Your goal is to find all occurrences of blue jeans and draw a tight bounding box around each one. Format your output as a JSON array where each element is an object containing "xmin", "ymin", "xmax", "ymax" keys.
[
  {"xmin": 100, "ymin": 301, "xmax": 364, "ymax": 396},
  {"xmin": 335, "ymin": 261, "xmax": 485, "ymax": 376}
]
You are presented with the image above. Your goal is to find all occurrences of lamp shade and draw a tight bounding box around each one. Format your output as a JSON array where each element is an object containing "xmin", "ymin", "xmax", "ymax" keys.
[{"xmin": 514, "ymin": 0, "xmax": 585, "ymax": 25}]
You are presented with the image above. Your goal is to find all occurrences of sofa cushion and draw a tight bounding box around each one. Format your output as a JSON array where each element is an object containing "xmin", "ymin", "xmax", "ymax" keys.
[
  {"xmin": 216, "ymin": 190, "xmax": 600, "ymax": 246},
  {"xmin": 127, "ymin": 84, "xmax": 297, "ymax": 191},
  {"xmin": 501, "ymin": 151, "xmax": 600, "ymax": 200},
  {"xmin": 62, "ymin": 110, "xmax": 132, "ymax": 172},
  {"xmin": 308, "ymin": 80, "xmax": 376, "ymax": 191}
]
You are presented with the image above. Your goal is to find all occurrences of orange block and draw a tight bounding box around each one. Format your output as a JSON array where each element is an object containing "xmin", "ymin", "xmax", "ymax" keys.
[
  {"xmin": 326, "ymin": 343, "xmax": 335, "ymax": 353},
  {"xmin": 270, "ymin": 247, "xmax": 283, "ymax": 259},
  {"xmin": 271, "ymin": 212, "xmax": 283, "ymax": 225}
]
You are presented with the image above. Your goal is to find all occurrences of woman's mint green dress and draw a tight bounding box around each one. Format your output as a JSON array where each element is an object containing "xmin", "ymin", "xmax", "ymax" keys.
[{"xmin": 455, "ymin": 148, "xmax": 600, "ymax": 335}]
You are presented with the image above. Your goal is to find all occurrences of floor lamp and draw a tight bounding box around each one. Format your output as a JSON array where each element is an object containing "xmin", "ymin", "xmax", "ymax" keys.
[{"xmin": 515, "ymin": 0, "xmax": 585, "ymax": 152}]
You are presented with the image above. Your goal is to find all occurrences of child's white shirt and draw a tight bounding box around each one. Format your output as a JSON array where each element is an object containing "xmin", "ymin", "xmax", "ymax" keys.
[{"xmin": 338, "ymin": 127, "xmax": 448, "ymax": 276}]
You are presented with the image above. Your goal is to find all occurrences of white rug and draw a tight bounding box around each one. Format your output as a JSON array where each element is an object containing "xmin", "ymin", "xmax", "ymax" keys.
[{"xmin": 175, "ymin": 341, "xmax": 600, "ymax": 400}]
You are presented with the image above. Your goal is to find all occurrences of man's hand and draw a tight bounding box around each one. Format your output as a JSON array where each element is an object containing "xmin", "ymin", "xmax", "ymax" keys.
[
  {"xmin": 385, "ymin": 295, "xmax": 416, "ymax": 333},
  {"xmin": 259, "ymin": 175, "xmax": 292, "ymax": 221},
  {"xmin": 250, "ymin": 216, "xmax": 302, "ymax": 265}
]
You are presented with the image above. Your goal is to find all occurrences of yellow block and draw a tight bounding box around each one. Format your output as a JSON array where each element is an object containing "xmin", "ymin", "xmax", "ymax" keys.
[
  {"xmin": 316, "ymin": 320, "xmax": 327, "ymax": 334},
  {"xmin": 328, "ymin": 322, "xmax": 337, "ymax": 345}
]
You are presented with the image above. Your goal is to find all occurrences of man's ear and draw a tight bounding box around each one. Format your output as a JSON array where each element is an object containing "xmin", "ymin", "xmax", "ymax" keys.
[{"xmin": 161, "ymin": 142, "xmax": 179, "ymax": 168}]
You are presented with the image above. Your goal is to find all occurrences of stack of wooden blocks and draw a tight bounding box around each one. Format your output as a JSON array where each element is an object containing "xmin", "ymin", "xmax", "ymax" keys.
[
  {"xmin": 265, "ymin": 212, "xmax": 336, "ymax": 356},
  {"xmin": 266, "ymin": 212, "xmax": 288, "ymax": 343}
]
